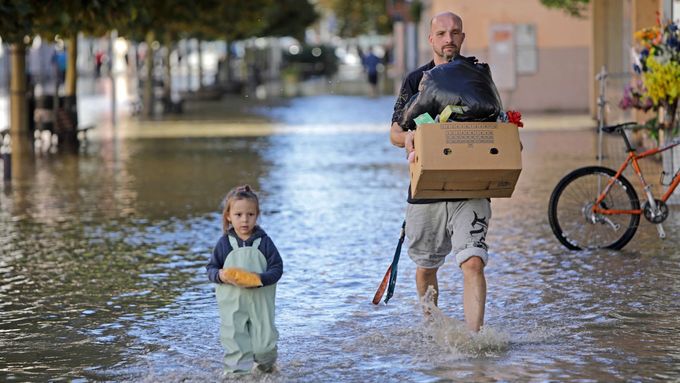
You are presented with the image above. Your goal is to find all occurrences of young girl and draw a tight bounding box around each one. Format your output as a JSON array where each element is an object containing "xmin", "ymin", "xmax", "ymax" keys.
[{"xmin": 206, "ymin": 185, "xmax": 283, "ymax": 375}]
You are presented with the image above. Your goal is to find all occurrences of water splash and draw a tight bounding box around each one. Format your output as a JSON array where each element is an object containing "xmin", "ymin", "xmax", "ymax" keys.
[{"xmin": 419, "ymin": 286, "xmax": 510, "ymax": 359}]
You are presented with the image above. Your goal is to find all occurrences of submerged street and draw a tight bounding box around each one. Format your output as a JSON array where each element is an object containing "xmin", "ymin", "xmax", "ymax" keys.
[{"xmin": 1, "ymin": 94, "xmax": 679, "ymax": 382}]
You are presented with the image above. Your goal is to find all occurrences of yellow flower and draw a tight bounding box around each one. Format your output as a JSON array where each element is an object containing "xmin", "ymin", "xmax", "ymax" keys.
[{"xmin": 642, "ymin": 56, "xmax": 680, "ymax": 105}]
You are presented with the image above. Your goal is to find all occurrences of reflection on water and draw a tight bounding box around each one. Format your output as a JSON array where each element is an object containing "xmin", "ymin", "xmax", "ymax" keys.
[{"xmin": 1, "ymin": 97, "xmax": 680, "ymax": 381}]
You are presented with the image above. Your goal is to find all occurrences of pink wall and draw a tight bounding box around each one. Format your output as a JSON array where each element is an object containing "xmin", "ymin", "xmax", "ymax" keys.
[
  {"xmin": 421, "ymin": 0, "xmax": 592, "ymax": 112},
  {"xmin": 430, "ymin": 0, "xmax": 590, "ymax": 49}
]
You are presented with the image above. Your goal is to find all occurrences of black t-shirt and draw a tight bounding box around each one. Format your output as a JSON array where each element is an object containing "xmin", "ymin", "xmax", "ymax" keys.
[
  {"xmin": 392, "ymin": 61, "xmax": 435, "ymax": 127},
  {"xmin": 392, "ymin": 60, "xmax": 466, "ymax": 204}
]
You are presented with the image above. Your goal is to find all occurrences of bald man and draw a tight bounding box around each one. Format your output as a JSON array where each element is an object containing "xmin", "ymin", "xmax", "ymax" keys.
[{"xmin": 389, "ymin": 12, "xmax": 490, "ymax": 332}]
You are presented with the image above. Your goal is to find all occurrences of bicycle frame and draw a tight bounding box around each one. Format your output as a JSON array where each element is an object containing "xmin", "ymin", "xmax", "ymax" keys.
[{"xmin": 594, "ymin": 138, "xmax": 680, "ymax": 216}]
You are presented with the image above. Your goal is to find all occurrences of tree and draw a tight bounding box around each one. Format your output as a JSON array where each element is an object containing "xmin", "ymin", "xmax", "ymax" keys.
[
  {"xmin": 192, "ymin": 0, "xmax": 273, "ymax": 93},
  {"xmin": 0, "ymin": 1, "xmax": 134, "ymax": 153},
  {"xmin": 2, "ymin": 0, "xmax": 320, "ymax": 132},
  {"xmin": 34, "ymin": 1, "xmax": 132, "ymax": 151},
  {"xmin": 320, "ymin": 0, "xmax": 391, "ymax": 37},
  {"xmin": 113, "ymin": 0, "xmax": 210, "ymax": 116},
  {"xmin": 0, "ymin": 1, "xmax": 38, "ymax": 43},
  {"xmin": 116, "ymin": 1, "xmax": 317, "ymax": 113},
  {"xmin": 168, "ymin": 0, "xmax": 319, "ymax": 97},
  {"xmin": 35, "ymin": 0, "xmax": 132, "ymax": 92},
  {"xmin": 540, "ymin": 0, "xmax": 590, "ymax": 18},
  {"xmin": 0, "ymin": 1, "xmax": 49, "ymax": 157},
  {"xmin": 260, "ymin": 0, "xmax": 318, "ymax": 41}
]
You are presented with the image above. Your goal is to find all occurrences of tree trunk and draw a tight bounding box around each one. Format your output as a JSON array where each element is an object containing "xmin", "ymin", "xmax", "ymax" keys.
[
  {"xmin": 220, "ymin": 40, "xmax": 232, "ymax": 86},
  {"xmin": 197, "ymin": 39, "xmax": 204, "ymax": 89},
  {"xmin": 163, "ymin": 33, "xmax": 173, "ymax": 111},
  {"xmin": 65, "ymin": 36, "xmax": 78, "ymax": 96},
  {"xmin": 9, "ymin": 44, "xmax": 32, "ymax": 161},
  {"xmin": 58, "ymin": 35, "xmax": 79, "ymax": 153},
  {"xmin": 143, "ymin": 30, "xmax": 155, "ymax": 118}
]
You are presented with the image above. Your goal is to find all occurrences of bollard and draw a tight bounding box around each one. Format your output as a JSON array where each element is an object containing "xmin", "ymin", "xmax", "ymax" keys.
[
  {"xmin": 2, "ymin": 152, "xmax": 10, "ymax": 181},
  {"xmin": 1, "ymin": 133, "xmax": 10, "ymax": 181}
]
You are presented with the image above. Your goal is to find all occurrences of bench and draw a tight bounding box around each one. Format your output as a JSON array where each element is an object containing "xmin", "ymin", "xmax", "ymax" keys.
[
  {"xmin": 1, "ymin": 124, "xmax": 95, "ymax": 149},
  {"xmin": 77, "ymin": 125, "xmax": 95, "ymax": 141}
]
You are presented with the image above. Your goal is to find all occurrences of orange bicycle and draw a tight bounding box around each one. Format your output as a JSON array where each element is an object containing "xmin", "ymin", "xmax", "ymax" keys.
[{"xmin": 548, "ymin": 122, "xmax": 680, "ymax": 250}]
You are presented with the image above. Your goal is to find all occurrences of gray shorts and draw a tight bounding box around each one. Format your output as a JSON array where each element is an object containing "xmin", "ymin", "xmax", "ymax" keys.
[{"xmin": 405, "ymin": 199, "xmax": 491, "ymax": 268}]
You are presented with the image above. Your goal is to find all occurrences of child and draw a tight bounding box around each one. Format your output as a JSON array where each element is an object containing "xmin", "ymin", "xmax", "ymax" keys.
[{"xmin": 206, "ymin": 185, "xmax": 283, "ymax": 375}]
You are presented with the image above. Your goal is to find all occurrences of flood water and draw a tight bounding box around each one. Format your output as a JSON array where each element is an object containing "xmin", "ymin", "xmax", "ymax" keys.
[{"xmin": 1, "ymin": 95, "xmax": 679, "ymax": 382}]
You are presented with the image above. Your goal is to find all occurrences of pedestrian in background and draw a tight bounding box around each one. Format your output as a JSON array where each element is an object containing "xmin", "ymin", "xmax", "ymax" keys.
[{"xmin": 362, "ymin": 47, "xmax": 381, "ymax": 97}]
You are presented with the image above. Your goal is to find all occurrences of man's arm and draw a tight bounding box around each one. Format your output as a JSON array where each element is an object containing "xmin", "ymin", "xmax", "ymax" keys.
[
  {"xmin": 390, "ymin": 70, "xmax": 414, "ymax": 149},
  {"xmin": 391, "ymin": 67, "xmax": 421, "ymax": 154},
  {"xmin": 390, "ymin": 122, "xmax": 415, "ymax": 156}
]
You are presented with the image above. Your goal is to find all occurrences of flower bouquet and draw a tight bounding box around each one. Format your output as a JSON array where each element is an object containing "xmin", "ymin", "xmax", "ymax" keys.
[
  {"xmin": 498, "ymin": 110, "xmax": 524, "ymax": 128},
  {"xmin": 621, "ymin": 16, "xmax": 680, "ymax": 144}
]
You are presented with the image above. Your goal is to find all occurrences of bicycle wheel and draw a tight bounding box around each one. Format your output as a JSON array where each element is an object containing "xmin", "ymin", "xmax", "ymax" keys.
[{"xmin": 548, "ymin": 166, "xmax": 640, "ymax": 250}]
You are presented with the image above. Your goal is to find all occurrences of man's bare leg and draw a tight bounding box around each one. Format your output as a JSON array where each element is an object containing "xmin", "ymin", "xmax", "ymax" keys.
[
  {"xmin": 416, "ymin": 266, "xmax": 439, "ymax": 308},
  {"xmin": 461, "ymin": 256, "xmax": 486, "ymax": 332}
]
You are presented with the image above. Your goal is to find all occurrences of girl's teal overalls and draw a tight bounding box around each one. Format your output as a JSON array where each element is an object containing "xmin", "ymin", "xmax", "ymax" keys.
[{"xmin": 216, "ymin": 236, "xmax": 278, "ymax": 373}]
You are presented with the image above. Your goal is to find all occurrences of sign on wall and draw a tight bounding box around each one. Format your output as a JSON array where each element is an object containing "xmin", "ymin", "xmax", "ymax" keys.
[
  {"xmin": 488, "ymin": 24, "xmax": 516, "ymax": 91},
  {"xmin": 515, "ymin": 24, "xmax": 538, "ymax": 74}
]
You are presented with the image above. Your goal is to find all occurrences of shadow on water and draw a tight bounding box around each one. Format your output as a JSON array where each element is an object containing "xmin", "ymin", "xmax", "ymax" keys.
[{"xmin": 1, "ymin": 95, "xmax": 679, "ymax": 381}]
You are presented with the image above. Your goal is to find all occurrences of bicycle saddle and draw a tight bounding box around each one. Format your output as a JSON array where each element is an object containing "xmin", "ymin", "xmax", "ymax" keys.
[{"xmin": 601, "ymin": 122, "xmax": 637, "ymax": 133}]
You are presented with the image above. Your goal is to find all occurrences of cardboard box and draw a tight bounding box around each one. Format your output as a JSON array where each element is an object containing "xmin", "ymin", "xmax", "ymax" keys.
[{"xmin": 409, "ymin": 122, "xmax": 522, "ymax": 199}]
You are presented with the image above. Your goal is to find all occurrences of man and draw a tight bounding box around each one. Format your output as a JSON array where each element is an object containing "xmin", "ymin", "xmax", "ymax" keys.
[
  {"xmin": 362, "ymin": 48, "xmax": 381, "ymax": 97},
  {"xmin": 389, "ymin": 12, "xmax": 489, "ymax": 332}
]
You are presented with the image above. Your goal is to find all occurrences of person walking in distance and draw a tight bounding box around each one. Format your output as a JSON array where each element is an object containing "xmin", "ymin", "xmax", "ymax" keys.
[{"xmin": 363, "ymin": 47, "xmax": 381, "ymax": 97}]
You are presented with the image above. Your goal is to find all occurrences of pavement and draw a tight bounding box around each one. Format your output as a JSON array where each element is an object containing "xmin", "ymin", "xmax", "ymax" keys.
[{"xmin": 521, "ymin": 112, "xmax": 596, "ymax": 131}]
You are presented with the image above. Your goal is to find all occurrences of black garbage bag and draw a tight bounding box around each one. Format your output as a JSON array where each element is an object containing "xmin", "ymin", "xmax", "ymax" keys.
[{"xmin": 401, "ymin": 56, "xmax": 502, "ymax": 130}]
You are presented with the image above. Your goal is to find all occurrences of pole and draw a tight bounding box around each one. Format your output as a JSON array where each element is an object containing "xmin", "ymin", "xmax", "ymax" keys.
[
  {"xmin": 2, "ymin": 135, "xmax": 10, "ymax": 182},
  {"xmin": 110, "ymin": 30, "xmax": 118, "ymax": 127},
  {"xmin": 596, "ymin": 65, "xmax": 607, "ymax": 165}
]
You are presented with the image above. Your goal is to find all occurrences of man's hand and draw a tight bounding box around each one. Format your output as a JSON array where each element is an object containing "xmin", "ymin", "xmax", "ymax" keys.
[
  {"xmin": 390, "ymin": 122, "xmax": 416, "ymax": 161},
  {"xmin": 405, "ymin": 130, "xmax": 415, "ymax": 158},
  {"xmin": 390, "ymin": 122, "xmax": 407, "ymax": 148}
]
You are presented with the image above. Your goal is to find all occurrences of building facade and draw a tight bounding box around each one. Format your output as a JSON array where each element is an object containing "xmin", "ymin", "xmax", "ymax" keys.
[{"xmin": 391, "ymin": 0, "xmax": 679, "ymax": 115}]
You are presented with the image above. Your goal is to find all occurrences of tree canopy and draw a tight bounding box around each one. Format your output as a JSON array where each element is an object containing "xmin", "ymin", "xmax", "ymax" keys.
[
  {"xmin": 260, "ymin": 0, "xmax": 318, "ymax": 41},
  {"xmin": 540, "ymin": 0, "xmax": 590, "ymax": 18},
  {"xmin": 0, "ymin": 0, "xmax": 319, "ymax": 44},
  {"xmin": 194, "ymin": 0, "xmax": 317, "ymax": 41},
  {"xmin": 0, "ymin": 0, "xmax": 135, "ymax": 43},
  {"xmin": 320, "ymin": 0, "xmax": 391, "ymax": 37},
  {"xmin": 0, "ymin": 0, "xmax": 44, "ymax": 43}
]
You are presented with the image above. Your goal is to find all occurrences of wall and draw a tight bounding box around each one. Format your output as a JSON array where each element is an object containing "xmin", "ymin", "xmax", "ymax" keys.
[{"xmin": 421, "ymin": 0, "xmax": 592, "ymax": 112}]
